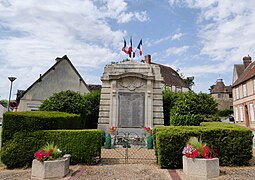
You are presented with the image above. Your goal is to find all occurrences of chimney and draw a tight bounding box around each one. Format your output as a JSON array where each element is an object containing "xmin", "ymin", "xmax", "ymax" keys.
[
  {"xmin": 243, "ymin": 55, "xmax": 252, "ymax": 68},
  {"xmin": 144, "ymin": 54, "xmax": 151, "ymax": 64},
  {"xmin": 55, "ymin": 57, "xmax": 62, "ymax": 62}
]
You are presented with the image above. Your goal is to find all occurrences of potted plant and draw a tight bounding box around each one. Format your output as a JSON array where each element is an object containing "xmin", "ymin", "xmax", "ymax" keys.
[
  {"xmin": 31, "ymin": 142, "xmax": 71, "ymax": 179},
  {"xmin": 182, "ymin": 137, "xmax": 219, "ymax": 179},
  {"xmin": 109, "ymin": 125, "xmax": 117, "ymax": 135},
  {"xmin": 144, "ymin": 127, "xmax": 153, "ymax": 149}
]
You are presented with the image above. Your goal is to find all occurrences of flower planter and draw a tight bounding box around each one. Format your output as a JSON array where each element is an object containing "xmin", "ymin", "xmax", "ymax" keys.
[
  {"xmin": 183, "ymin": 156, "xmax": 219, "ymax": 179},
  {"xmin": 31, "ymin": 154, "xmax": 71, "ymax": 180}
]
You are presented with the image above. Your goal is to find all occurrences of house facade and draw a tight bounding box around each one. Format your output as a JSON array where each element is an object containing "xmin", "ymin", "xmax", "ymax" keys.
[
  {"xmin": 210, "ymin": 78, "xmax": 233, "ymax": 110},
  {"xmin": 17, "ymin": 55, "xmax": 90, "ymax": 111},
  {"xmin": 232, "ymin": 55, "xmax": 255, "ymax": 129},
  {"xmin": 0, "ymin": 104, "xmax": 7, "ymax": 122}
]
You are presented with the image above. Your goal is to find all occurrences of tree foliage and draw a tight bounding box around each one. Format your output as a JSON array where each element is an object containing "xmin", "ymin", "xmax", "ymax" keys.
[
  {"xmin": 163, "ymin": 90, "xmax": 219, "ymax": 126},
  {"xmin": 82, "ymin": 90, "xmax": 101, "ymax": 129},
  {"xmin": 39, "ymin": 90, "xmax": 101, "ymax": 129},
  {"xmin": 39, "ymin": 90, "xmax": 84, "ymax": 114}
]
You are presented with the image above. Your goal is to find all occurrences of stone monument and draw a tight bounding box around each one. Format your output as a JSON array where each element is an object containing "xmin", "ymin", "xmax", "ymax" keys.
[{"xmin": 98, "ymin": 56, "xmax": 164, "ymax": 132}]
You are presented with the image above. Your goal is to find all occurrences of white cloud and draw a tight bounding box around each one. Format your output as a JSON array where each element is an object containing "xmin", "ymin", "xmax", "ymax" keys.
[
  {"xmin": 147, "ymin": 32, "xmax": 184, "ymax": 47},
  {"xmin": 0, "ymin": 0, "xmax": 148, "ymax": 99},
  {"xmin": 168, "ymin": 0, "xmax": 255, "ymax": 82},
  {"xmin": 164, "ymin": 46, "xmax": 189, "ymax": 57},
  {"xmin": 171, "ymin": 33, "xmax": 184, "ymax": 40},
  {"xmin": 180, "ymin": 0, "xmax": 255, "ymax": 63}
]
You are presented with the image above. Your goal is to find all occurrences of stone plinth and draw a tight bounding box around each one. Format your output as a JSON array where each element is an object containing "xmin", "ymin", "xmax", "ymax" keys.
[
  {"xmin": 183, "ymin": 156, "xmax": 219, "ymax": 179},
  {"xmin": 31, "ymin": 154, "xmax": 71, "ymax": 180},
  {"xmin": 98, "ymin": 61, "xmax": 164, "ymax": 132}
]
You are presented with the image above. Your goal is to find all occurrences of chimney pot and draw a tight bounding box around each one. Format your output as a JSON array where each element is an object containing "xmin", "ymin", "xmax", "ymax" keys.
[
  {"xmin": 243, "ymin": 55, "xmax": 252, "ymax": 68},
  {"xmin": 144, "ymin": 54, "xmax": 151, "ymax": 64}
]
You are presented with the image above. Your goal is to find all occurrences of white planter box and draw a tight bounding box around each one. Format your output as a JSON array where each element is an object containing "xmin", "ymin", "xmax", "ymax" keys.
[
  {"xmin": 31, "ymin": 154, "xmax": 71, "ymax": 180},
  {"xmin": 183, "ymin": 156, "xmax": 219, "ymax": 179}
]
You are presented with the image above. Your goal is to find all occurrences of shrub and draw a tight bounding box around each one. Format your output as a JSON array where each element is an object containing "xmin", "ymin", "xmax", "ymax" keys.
[
  {"xmin": 39, "ymin": 90, "xmax": 84, "ymax": 115},
  {"xmin": 2, "ymin": 111, "xmax": 82, "ymax": 144},
  {"xmin": 218, "ymin": 109, "xmax": 233, "ymax": 117},
  {"xmin": 170, "ymin": 113, "xmax": 202, "ymax": 126},
  {"xmin": 82, "ymin": 90, "xmax": 100, "ymax": 129},
  {"xmin": 1, "ymin": 130, "xmax": 101, "ymax": 168},
  {"xmin": 154, "ymin": 122, "xmax": 253, "ymax": 168},
  {"xmin": 165, "ymin": 91, "xmax": 219, "ymax": 125}
]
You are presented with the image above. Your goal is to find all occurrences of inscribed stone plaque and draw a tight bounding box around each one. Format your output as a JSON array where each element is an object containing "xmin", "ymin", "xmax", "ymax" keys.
[{"xmin": 118, "ymin": 92, "xmax": 145, "ymax": 128}]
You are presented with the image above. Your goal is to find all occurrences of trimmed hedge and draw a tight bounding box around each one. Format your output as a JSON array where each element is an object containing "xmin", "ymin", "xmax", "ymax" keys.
[
  {"xmin": 154, "ymin": 122, "xmax": 253, "ymax": 168},
  {"xmin": 1, "ymin": 130, "xmax": 101, "ymax": 168},
  {"xmin": 2, "ymin": 111, "xmax": 82, "ymax": 144},
  {"xmin": 170, "ymin": 114, "xmax": 202, "ymax": 126}
]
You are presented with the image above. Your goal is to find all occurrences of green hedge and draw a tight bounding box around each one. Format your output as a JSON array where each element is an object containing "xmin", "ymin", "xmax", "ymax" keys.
[
  {"xmin": 154, "ymin": 122, "xmax": 253, "ymax": 168},
  {"xmin": 2, "ymin": 111, "xmax": 82, "ymax": 144},
  {"xmin": 170, "ymin": 114, "xmax": 202, "ymax": 126},
  {"xmin": 1, "ymin": 129, "xmax": 101, "ymax": 168}
]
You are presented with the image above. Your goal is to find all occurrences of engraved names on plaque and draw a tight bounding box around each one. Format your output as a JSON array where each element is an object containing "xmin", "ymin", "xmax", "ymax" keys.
[{"xmin": 118, "ymin": 92, "xmax": 145, "ymax": 128}]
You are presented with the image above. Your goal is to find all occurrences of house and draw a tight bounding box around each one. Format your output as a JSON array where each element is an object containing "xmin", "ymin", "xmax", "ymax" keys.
[
  {"xmin": 232, "ymin": 55, "xmax": 255, "ymax": 129},
  {"xmin": 17, "ymin": 55, "xmax": 90, "ymax": 111},
  {"xmin": 142, "ymin": 55, "xmax": 190, "ymax": 92},
  {"xmin": 0, "ymin": 104, "xmax": 7, "ymax": 123},
  {"xmin": 210, "ymin": 78, "xmax": 233, "ymax": 110}
]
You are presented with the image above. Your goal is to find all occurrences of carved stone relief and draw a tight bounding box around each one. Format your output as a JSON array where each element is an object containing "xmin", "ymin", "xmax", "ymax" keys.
[{"xmin": 118, "ymin": 77, "xmax": 145, "ymax": 91}]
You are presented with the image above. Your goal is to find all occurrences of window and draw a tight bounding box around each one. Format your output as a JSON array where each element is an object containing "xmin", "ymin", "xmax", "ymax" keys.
[
  {"xmin": 240, "ymin": 106, "xmax": 244, "ymax": 122},
  {"xmin": 236, "ymin": 87, "xmax": 239, "ymax": 99},
  {"xmin": 254, "ymin": 79, "xmax": 255, "ymax": 94},
  {"xmin": 229, "ymin": 94, "xmax": 233, "ymax": 98},
  {"xmin": 217, "ymin": 94, "xmax": 222, "ymax": 98},
  {"xmin": 243, "ymin": 84, "xmax": 247, "ymax": 97},
  {"xmin": 249, "ymin": 104, "xmax": 255, "ymax": 121},
  {"xmin": 235, "ymin": 107, "xmax": 239, "ymax": 121}
]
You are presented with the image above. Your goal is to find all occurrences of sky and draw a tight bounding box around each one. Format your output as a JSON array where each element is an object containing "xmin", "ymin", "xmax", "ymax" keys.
[{"xmin": 1, "ymin": 0, "xmax": 255, "ymax": 99}]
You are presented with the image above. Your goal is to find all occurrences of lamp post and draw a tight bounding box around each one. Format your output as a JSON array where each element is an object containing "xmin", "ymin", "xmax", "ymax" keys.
[{"xmin": 7, "ymin": 76, "xmax": 16, "ymax": 112}]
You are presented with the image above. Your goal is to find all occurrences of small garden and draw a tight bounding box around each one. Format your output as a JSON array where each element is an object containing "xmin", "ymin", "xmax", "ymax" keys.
[
  {"xmin": 0, "ymin": 89, "xmax": 254, "ymax": 179},
  {"xmin": 0, "ymin": 90, "xmax": 102, "ymax": 172}
]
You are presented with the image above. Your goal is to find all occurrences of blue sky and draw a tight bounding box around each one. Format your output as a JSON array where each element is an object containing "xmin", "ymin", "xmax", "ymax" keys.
[{"xmin": 1, "ymin": 0, "xmax": 255, "ymax": 99}]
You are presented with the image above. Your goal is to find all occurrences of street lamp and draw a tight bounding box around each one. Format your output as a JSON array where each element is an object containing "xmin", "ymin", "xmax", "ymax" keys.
[{"xmin": 7, "ymin": 76, "xmax": 16, "ymax": 111}]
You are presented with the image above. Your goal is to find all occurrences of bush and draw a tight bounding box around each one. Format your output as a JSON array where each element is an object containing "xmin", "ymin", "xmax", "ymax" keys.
[
  {"xmin": 163, "ymin": 90, "xmax": 180, "ymax": 126},
  {"xmin": 39, "ymin": 90, "xmax": 84, "ymax": 115},
  {"xmin": 82, "ymin": 91, "xmax": 100, "ymax": 129},
  {"xmin": 1, "ymin": 129, "xmax": 102, "ymax": 168},
  {"xmin": 154, "ymin": 122, "xmax": 253, "ymax": 168},
  {"xmin": 165, "ymin": 91, "xmax": 219, "ymax": 125},
  {"xmin": 2, "ymin": 111, "xmax": 82, "ymax": 144},
  {"xmin": 218, "ymin": 109, "xmax": 233, "ymax": 117},
  {"xmin": 170, "ymin": 114, "xmax": 202, "ymax": 126}
]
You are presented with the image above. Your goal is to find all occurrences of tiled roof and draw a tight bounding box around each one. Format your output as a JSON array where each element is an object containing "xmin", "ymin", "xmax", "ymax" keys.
[
  {"xmin": 211, "ymin": 81, "xmax": 232, "ymax": 94},
  {"xmin": 233, "ymin": 61, "xmax": 255, "ymax": 87},
  {"xmin": 151, "ymin": 62, "xmax": 189, "ymax": 88},
  {"xmin": 234, "ymin": 64, "xmax": 245, "ymax": 79},
  {"xmin": 87, "ymin": 84, "xmax": 101, "ymax": 91}
]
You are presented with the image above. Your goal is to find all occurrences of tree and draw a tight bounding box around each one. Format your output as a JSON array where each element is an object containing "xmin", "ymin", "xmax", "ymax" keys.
[
  {"xmin": 163, "ymin": 91, "xmax": 220, "ymax": 126},
  {"xmin": 39, "ymin": 90, "xmax": 101, "ymax": 129},
  {"xmin": 163, "ymin": 89, "xmax": 180, "ymax": 126},
  {"xmin": 0, "ymin": 100, "xmax": 8, "ymax": 108},
  {"xmin": 82, "ymin": 91, "xmax": 101, "ymax": 129},
  {"xmin": 39, "ymin": 90, "xmax": 84, "ymax": 115}
]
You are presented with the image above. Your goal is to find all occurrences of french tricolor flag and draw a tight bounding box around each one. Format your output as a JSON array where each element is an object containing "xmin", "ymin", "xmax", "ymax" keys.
[
  {"xmin": 122, "ymin": 38, "xmax": 128, "ymax": 54},
  {"xmin": 137, "ymin": 39, "xmax": 142, "ymax": 56}
]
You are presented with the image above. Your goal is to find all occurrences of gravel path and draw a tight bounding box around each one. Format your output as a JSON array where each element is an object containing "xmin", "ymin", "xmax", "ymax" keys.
[{"xmin": 78, "ymin": 164, "xmax": 170, "ymax": 180}]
